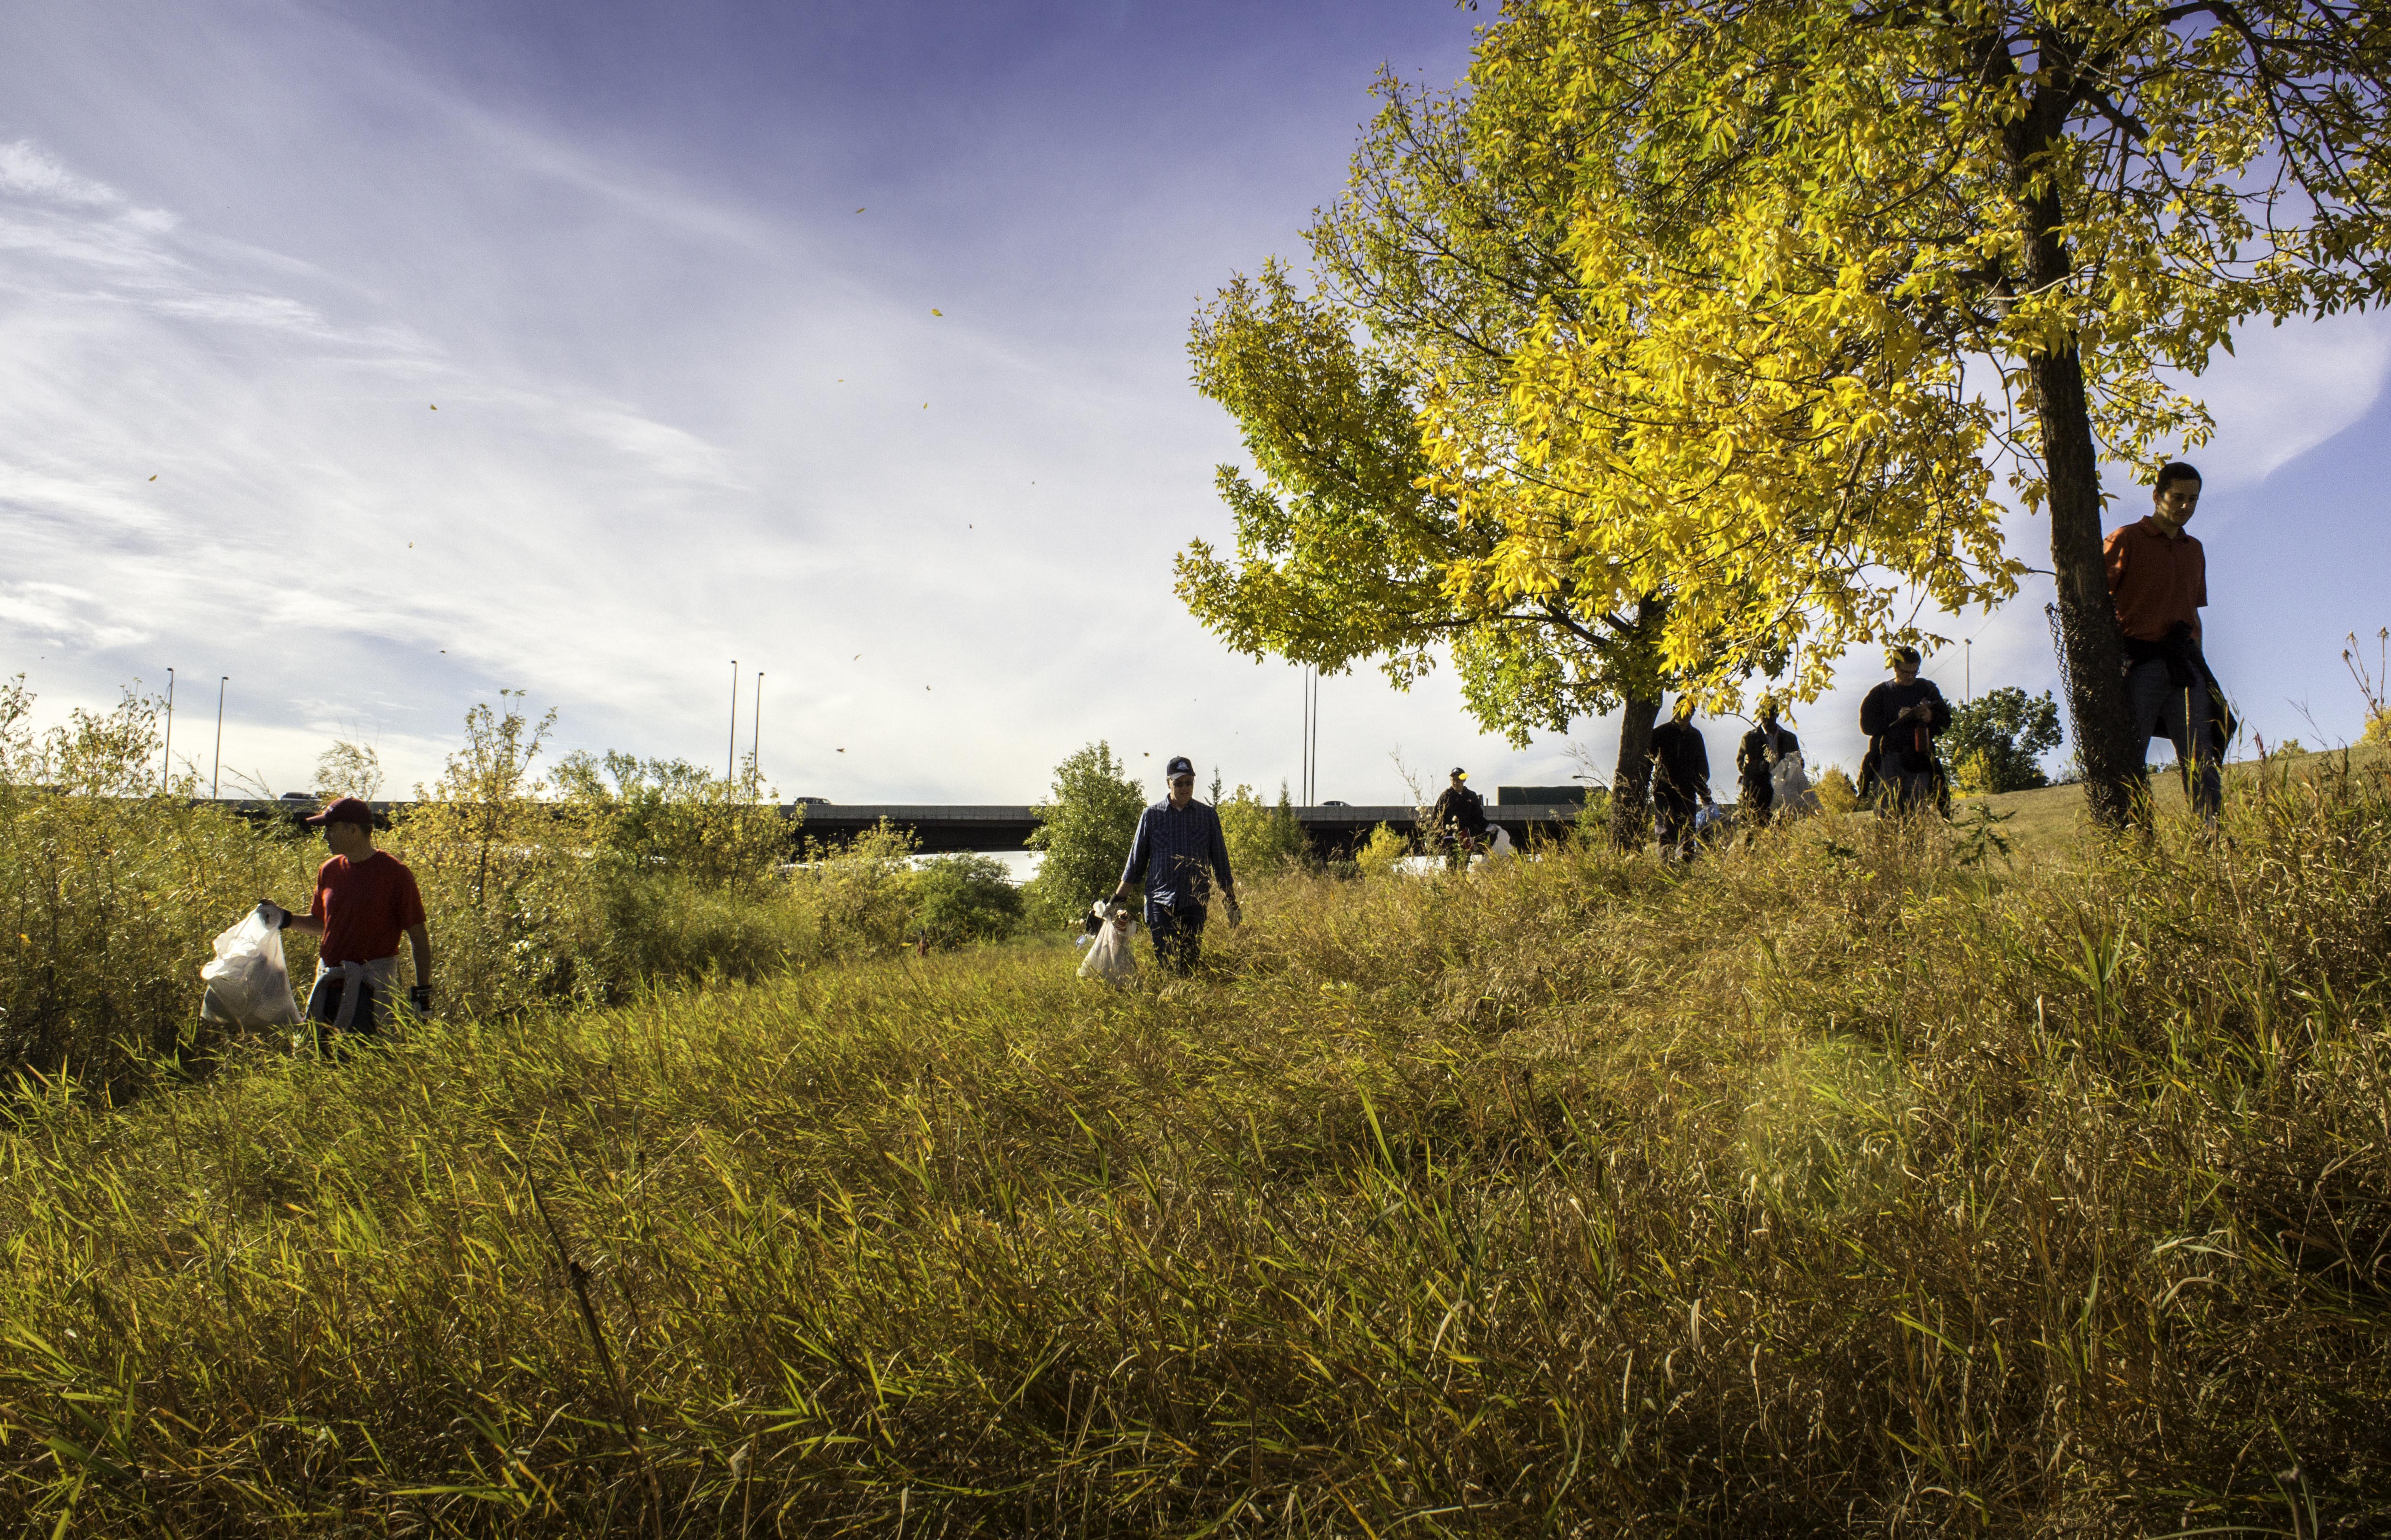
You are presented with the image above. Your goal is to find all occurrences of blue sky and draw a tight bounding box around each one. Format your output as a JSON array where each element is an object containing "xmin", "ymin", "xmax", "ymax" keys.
[{"xmin": 3, "ymin": 0, "xmax": 2386, "ymax": 807}]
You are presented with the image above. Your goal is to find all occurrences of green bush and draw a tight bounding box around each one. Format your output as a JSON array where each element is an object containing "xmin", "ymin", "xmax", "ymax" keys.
[
  {"xmin": 908, "ymin": 853, "xmax": 1023, "ymax": 948},
  {"xmin": 0, "ymin": 678, "xmax": 317, "ymax": 1091},
  {"xmin": 1946, "ymin": 686, "xmax": 2061, "ymax": 793},
  {"xmin": 1218, "ymin": 780, "xmax": 1311, "ymax": 877},
  {"xmin": 1023, "ymin": 740, "xmax": 1144, "ymax": 929}
]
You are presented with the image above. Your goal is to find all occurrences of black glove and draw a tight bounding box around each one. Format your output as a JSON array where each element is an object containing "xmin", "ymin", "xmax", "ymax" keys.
[
  {"xmin": 408, "ymin": 984, "xmax": 433, "ymax": 1018},
  {"xmin": 258, "ymin": 900, "xmax": 292, "ymax": 929}
]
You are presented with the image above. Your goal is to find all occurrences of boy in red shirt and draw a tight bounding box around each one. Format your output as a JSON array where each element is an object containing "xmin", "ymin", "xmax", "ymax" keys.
[{"xmin": 262, "ymin": 796, "xmax": 433, "ymax": 1047}]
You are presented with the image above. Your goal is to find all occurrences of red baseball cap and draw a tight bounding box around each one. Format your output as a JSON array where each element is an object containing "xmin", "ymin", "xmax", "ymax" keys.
[{"xmin": 303, "ymin": 795, "xmax": 377, "ymax": 829}]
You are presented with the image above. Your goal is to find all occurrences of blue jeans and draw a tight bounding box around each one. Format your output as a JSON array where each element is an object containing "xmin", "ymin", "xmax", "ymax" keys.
[{"xmin": 2125, "ymin": 657, "xmax": 2221, "ymax": 819}]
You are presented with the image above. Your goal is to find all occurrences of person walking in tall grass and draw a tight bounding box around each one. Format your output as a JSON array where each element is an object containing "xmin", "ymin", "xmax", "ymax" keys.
[
  {"xmin": 1648, "ymin": 699, "xmax": 1713, "ymax": 861},
  {"xmin": 261, "ymin": 796, "xmax": 433, "ymax": 1049},
  {"xmin": 1111, "ymin": 756, "xmax": 1238, "ymax": 975},
  {"xmin": 2106, "ymin": 461, "xmax": 2229, "ymax": 822},
  {"xmin": 1430, "ymin": 766, "xmax": 1489, "ymax": 869},
  {"xmin": 1860, "ymin": 647, "xmax": 1951, "ymax": 813}
]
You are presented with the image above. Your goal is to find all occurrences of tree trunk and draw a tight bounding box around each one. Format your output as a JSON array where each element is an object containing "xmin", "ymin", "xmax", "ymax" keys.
[
  {"xmin": 2031, "ymin": 346, "xmax": 2141, "ymax": 828},
  {"xmin": 1605, "ymin": 594, "xmax": 1669, "ymax": 850},
  {"xmin": 1608, "ymin": 692, "xmax": 1663, "ymax": 851},
  {"xmin": 2010, "ymin": 149, "xmax": 2141, "ymax": 827}
]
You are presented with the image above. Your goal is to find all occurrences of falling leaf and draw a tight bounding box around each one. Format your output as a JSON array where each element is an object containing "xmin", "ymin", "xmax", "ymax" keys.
[
  {"xmin": 931, "ymin": 308, "xmax": 942, "ymax": 316},
  {"xmin": 852, "ymin": 653, "xmax": 862, "ymax": 660},
  {"xmin": 149, "ymin": 474, "xmax": 158, "ymax": 481},
  {"xmin": 855, "ymin": 207, "xmax": 865, "ymax": 213},
  {"xmin": 837, "ymin": 747, "xmax": 846, "ymax": 753},
  {"xmin": 922, "ymin": 403, "xmax": 928, "ymax": 409},
  {"xmin": 407, "ymin": 542, "xmax": 414, "ymax": 548},
  {"xmin": 429, "ymin": 404, "xmax": 437, "ymax": 410}
]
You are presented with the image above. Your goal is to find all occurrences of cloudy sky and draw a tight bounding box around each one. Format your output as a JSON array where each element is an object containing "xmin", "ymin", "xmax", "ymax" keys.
[{"xmin": 4, "ymin": 0, "xmax": 2386, "ymax": 809}]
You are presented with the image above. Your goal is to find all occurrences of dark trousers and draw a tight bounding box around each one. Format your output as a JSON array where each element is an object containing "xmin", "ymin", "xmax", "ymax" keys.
[
  {"xmin": 1147, "ymin": 902, "xmax": 1207, "ymax": 975},
  {"xmin": 2124, "ymin": 656, "xmax": 2222, "ymax": 819},
  {"xmin": 1654, "ymin": 794, "xmax": 1699, "ymax": 861}
]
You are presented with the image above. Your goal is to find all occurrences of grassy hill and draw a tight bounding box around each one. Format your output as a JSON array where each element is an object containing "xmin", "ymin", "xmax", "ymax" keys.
[
  {"xmin": 1, "ymin": 760, "xmax": 2388, "ymax": 1535},
  {"xmin": 1954, "ymin": 742, "xmax": 2390, "ymax": 854}
]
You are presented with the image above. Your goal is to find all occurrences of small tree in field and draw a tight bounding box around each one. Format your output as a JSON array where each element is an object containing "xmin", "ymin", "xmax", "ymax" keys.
[
  {"xmin": 1023, "ymin": 742, "xmax": 1145, "ymax": 929},
  {"xmin": 1948, "ymin": 689, "xmax": 2064, "ymax": 795},
  {"xmin": 313, "ymin": 740, "xmax": 385, "ymax": 802},
  {"xmin": 1218, "ymin": 781, "xmax": 1311, "ymax": 878}
]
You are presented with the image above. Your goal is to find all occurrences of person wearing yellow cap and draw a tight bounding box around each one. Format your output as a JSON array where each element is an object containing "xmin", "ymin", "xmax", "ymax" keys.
[{"xmin": 1430, "ymin": 766, "xmax": 1488, "ymax": 867}]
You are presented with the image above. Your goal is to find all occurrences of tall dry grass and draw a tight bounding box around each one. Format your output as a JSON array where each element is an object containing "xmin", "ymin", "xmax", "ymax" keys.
[
  {"xmin": 0, "ymin": 687, "xmax": 1012, "ymax": 1097},
  {"xmin": 0, "ymin": 753, "xmax": 2385, "ymax": 1534}
]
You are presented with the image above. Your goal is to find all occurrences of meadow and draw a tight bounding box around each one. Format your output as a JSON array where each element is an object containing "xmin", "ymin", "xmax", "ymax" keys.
[{"xmin": 0, "ymin": 738, "xmax": 2386, "ymax": 1535}]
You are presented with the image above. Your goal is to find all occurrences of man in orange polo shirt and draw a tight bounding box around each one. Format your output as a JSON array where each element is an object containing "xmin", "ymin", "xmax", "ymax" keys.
[
  {"xmin": 260, "ymin": 796, "xmax": 433, "ymax": 1048},
  {"xmin": 2104, "ymin": 461, "xmax": 2226, "ymax": 819}
]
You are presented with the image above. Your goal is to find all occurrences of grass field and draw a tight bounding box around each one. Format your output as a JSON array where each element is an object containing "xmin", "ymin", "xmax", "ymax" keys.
[{"xmin": 1, "ymin": 759, "xmax": 2388, "ymax": 1535}]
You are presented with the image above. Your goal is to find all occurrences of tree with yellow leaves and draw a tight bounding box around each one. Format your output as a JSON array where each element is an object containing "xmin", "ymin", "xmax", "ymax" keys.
[
  {"xmin": 1447, "ymin": 0, "xmax": 2391, "ymax": 826},
  {"xmin": 1180, "ymin": 83, "xmax": 1706, "ymax": 848}
]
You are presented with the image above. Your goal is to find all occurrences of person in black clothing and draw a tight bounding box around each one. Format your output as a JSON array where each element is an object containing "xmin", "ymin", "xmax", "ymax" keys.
[
  {"xmin": 1736, "ymin": 700, "xmax": 1801, "ymax": 827},
  {"xmin": 1429, "ymin": 767, "xmax": 1489, "ymax": 865},
  {"xmin": 1648, "ymin": 699, "xmax": 1713, "ymax": 861},
  {"xmin": 1857, "ymin": 647, "xmax": 1952, "ymax": 813}
]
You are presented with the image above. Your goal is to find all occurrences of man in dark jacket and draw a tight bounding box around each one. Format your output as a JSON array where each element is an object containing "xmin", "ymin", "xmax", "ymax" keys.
[
  {"xmin": 1858, "ymin": 648, "xmax": 1952, "ymax": 813},
  {"xmin": 1648, "ymin": 699, "xmax": 1713, "ymax": 860},
  {"xmin": 1110, "ymin": 756, "xmax": 1239, "ymax": 975},
  {"xmin": 1736, "ymin": 700, "xmax": 1801, "ymax": 826},
  {"xmin": 1429, "ymin": 767, "xmax": 1489, "ymax": 865}
]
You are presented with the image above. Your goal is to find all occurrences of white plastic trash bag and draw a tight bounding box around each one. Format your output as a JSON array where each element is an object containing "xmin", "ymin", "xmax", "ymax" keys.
[
  {"xmin": 1772, "ymin": 750, "xmax": 1820, "ymax": 817},
  {"xmin": 199, "ymin": 904, "xmax": 304, "ymax": 1029},
  {"xmin": 1481, "ymin": 826, "xmax": 1516, "ymax": 862},
  {"xmin": 1077, "ymin": 904, "xmax": 1139, "ymax": 986}
]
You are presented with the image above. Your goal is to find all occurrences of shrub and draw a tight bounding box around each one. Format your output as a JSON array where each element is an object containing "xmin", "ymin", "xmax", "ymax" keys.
[
  {"xmin": 0, "ymin": 678, "xmax": 316, "ymax": 1091},
  {"xmin": 909, "ymin": 853, "xmax": 1023, "ymax": 948},
  {"xmin": 1218, "ymin": 780, "xmax": 1310, "ymax": 878},
  {"xmin": 1355, "ymin": 822, "xmax": 1411, "ymax": 878},
  {"xmin": 1023, "ymin": 741, "xmax": 1144, "ymax": 929},
  {"xmin": 796, "ymin": 820, "xmax": 921, "ymax": 959},
  {"xmin": 1813, "ymin": 763, "xmax": 1860, "ymax": 814}
]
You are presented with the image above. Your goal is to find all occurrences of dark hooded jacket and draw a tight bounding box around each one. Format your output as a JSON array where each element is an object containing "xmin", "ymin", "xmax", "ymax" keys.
[{"xmin": 1648, "ymin": 719, "xmax": 1711, "ymax": 806}]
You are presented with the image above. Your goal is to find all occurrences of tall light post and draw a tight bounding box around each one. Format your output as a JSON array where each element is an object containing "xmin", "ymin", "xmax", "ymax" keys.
[
  {"xmin": 751, "ymin": 671, "xmax": 763, "ymax": 799},
  {"xmin": 212, "ymin": 676, "xmax": 229, "ymax": 799},
  {"xmin": 161, "ymin": 667, "xmax": 175, "ymax": 793},
  {"xmin": 1298, "ymin": 665, "xmax": 1320, "ymax": 804},
  {"xmin": 727, "ymin": 659, "xmax": 739, "ymax": 785}
]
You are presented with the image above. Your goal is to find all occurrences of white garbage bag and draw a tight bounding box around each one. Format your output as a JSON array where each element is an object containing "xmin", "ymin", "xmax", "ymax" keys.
[
  {"xmin": 1772, "ymin": 750, "xmax": 1820, "ymax": 817},
  {"xmin": 199, "ymin": 905, "xmax": 304, "ymax": 1029},
  {"xmin": 1077, "ymin": 905, "xmax": 1140, "ymax": 986}
]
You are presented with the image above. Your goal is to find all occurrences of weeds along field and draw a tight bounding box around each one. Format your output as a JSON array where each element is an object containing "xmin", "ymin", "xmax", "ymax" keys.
[{"xmin": 3, "ymin": 759, "xmax": 2391, "ymax": 1536}]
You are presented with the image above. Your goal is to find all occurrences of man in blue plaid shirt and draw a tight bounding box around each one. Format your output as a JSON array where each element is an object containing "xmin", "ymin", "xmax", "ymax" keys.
[{"xmin": 1110, "ymin": 755, "xmax": 1240, "ymax": 974}]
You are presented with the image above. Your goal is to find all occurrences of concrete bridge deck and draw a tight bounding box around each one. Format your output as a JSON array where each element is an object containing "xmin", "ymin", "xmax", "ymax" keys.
[{"xmin": 216, "ymin": 798, "xmax": 1588, "ymax": 856}]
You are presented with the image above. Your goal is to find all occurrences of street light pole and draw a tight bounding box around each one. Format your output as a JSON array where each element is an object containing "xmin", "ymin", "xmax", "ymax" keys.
[
  {"xmin": 751, "ymin": 671, "xmax": 763, "ymax": 798},
  {"xmin": 161, "ymin": 667, "xmax": 175, "ymax": 793},
  {"xmin": 213, "ymin": 676, "xmax": 229, "ymax": 799},
  {"xmin": 727, "ymin": 659, "xmax": 738, "ymax": 785}
]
